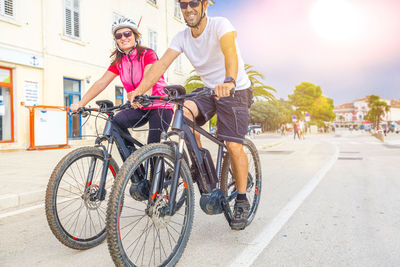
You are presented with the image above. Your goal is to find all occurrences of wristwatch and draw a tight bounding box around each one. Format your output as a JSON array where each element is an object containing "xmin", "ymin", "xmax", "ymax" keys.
[{"xmin": 224, "ymin": 76, "xmax": 236, "ymax": 87}]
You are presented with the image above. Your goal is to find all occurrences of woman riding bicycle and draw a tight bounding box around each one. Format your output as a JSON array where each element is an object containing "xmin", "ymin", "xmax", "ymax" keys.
[{"xmin": 70, "ymin": 17, "xmax": 174, "ymax": 146}]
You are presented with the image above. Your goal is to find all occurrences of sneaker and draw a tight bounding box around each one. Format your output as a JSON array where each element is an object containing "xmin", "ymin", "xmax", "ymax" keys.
[{"xmin": 230, "ymin": 199, "xmax": 250, "ymax": 230}]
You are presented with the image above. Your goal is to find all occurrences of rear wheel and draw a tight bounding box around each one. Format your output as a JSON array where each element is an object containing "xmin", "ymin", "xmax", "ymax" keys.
[
  {"xmin": 45, "ymin": 147, "xmax": 118, "ymax": 249},
  {"xmin": 106, "ymin": 143, "xmax": 194, "ymax": 267},
  {"xmin": 220, "ymin": 138, "xmax": 262, "ymax": 226}
]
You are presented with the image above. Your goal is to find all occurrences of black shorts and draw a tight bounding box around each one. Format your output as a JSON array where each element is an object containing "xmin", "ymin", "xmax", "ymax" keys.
[{"xmin": 192, "ymin": 87, "xmax": 253, "ymax": 144}]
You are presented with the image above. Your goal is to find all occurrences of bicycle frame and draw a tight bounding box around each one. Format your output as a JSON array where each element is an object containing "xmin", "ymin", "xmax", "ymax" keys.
[{"xmin": 149, "ymin": 98, "xmax": 231, "ymax": 216}]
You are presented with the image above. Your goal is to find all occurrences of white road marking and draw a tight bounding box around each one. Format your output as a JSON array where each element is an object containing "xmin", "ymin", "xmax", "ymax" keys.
[
  {"xmin": 229, "ymin": 144, "xmax": 339, "ymax": 267},
  {"xmin": 0, "ymin": 203, "xmax": 44, "ymax": 219}
]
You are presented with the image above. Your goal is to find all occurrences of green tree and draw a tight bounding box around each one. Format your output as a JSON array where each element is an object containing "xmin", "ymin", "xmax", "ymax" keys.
[
  {"xmin": 288, "ymin": 82, "xmax": 322, "ymax": 116},
  {"xmin": 250, "ymin": 100, "xmax": 291, "ymax": 131},
  {"xmin": 365, "ymin": 94, "xmax": 389, "ymax": 128},
  {"xmin": 311, "ymin": 96, "xmax": 336, "ymax": 121},
  {"xmin": 288, "ymin": 82, "xmax": 335, "ymax": 122}
]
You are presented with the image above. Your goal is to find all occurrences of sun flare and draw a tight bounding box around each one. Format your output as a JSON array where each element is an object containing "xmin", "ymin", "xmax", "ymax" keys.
[{"xmin": 310, "ymin": 0, "xmax": 365, "ymax": 43}]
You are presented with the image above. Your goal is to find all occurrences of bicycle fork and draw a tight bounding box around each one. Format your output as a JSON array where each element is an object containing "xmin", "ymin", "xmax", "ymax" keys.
[
  {"xmin": 149, "ymin": 132, "xmax": 185, "ymax": 217},
  {"xmin": 84, "ymin": 142, "xmax": 115, "ymax": 201}
]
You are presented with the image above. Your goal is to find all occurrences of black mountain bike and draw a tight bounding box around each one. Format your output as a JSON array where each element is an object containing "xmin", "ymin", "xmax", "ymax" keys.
[
  {"xmin": 106, "ymin": 86, "xmax": 262, "ymax": 267},
  {"xmin": 45, "ymin": 100, "xmax": 147, "ymax": 250}
]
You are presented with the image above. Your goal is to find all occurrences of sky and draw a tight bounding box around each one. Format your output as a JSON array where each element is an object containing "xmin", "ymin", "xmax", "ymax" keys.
[{"xmin": 208, "ymin": 0, "xmax": 400, "ymax": 105}]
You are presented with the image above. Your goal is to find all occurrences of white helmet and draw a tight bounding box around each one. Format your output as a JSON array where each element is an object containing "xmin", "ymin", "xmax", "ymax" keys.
[{"xmin": 112, "ymin": 17, "xmax": 138, "ymax": 35}]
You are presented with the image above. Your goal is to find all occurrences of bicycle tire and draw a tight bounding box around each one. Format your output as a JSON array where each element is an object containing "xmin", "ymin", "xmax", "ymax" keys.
[
  {"xmin": 220, "ymin": 138, "xmax": 262, "ymax": 226},
  {"xmin": 45, "ymin": 146, "xmax": 119, "ymax": 250},
  {"xmin": 106, "ymin": 143, "xmax": 194, "ymax": 267}
]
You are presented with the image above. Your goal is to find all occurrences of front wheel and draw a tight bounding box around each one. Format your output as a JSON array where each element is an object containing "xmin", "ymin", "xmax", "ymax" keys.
[
  {"xmin": 106, "ymin": 143, "xmax": 194, "ymax": 267},
  {"xmin": 220, "ymin": 138, "xmax": 262, "ymax": 227},
  {"xmin": 45, "ymin": 147, "xmax": 118, "ymax": 249}
]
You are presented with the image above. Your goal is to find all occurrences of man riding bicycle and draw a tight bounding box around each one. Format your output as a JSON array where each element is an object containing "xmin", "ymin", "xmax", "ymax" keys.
[{"xmin": 130, "ymin": 0, "xmax": 253, "ymax": 230}]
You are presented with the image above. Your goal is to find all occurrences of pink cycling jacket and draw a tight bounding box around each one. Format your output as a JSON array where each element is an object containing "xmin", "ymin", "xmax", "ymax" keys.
[{"xmin": 108, "ymin": 48, "xmax": 173, "ymax": 110}]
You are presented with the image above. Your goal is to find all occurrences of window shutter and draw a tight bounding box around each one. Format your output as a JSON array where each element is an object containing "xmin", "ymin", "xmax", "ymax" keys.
[
  {"xmin": 64, "ymin": 0, "xmax": 80, "ymax": 38},
  {"xmin": 73, "ymin": 0, "xmax": 80, "ymax": 38},
  {"xmin": 4, "ymin": 0, "xmax": 14, "ymax": 16},
  {"xmin": 64, "ymin": 0, "xmax": 72, "ymax": 36},
  {"xmin": 73, "ymin": 10, "xmax": 80, "ymax": 37},
  {"xmin": 1, "ymin": 0, "xmax": 15, "ymax": 17}
]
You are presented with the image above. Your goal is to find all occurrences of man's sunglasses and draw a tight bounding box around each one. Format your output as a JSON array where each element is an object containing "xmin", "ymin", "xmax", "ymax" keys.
[
  {"xmin": 115, "ymin": 31, "xmax": 133, "ymax": 40},
  {"xmin": 179, "ymin": 1, "xmax": 201, "ymax": 9}
]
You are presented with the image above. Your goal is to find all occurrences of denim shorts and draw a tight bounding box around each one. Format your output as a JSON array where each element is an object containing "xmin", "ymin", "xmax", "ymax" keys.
[{"xmin": 192, "ymin": 87, "xmax": 253, "ymax": 144}]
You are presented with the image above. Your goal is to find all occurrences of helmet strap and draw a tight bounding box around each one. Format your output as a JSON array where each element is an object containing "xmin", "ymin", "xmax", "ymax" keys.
[{"xmin": 115, "ymin": 41, "xmax": 137, "ymax": 55}]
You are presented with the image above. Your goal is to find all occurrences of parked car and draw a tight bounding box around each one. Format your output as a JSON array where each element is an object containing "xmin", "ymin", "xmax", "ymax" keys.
[{"xmin": 248, "ymin": 125, "xmax": 262, "ymax": 135}]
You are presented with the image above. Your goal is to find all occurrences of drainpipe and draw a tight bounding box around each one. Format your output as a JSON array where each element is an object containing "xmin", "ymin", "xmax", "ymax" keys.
[
  {"xmin": 40, "ymin": 0, "xmax": 46, "ymax": 105},
  {"xmin": 164, "ymin": 0, "xmax": 169, "ymax": 82}
]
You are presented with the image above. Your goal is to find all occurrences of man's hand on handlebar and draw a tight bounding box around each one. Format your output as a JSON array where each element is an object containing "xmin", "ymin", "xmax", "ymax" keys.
[{"xmin": 214, "ymin": 82, "xmax": 235, "ymax": 100}]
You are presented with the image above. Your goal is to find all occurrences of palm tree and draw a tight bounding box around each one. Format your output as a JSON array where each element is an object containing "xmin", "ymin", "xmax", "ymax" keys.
[
  {"xmin": 183, "ymin": 65, "xmax": 276, "ymax": 101},
  {"xmin": 183, "ymin": 70, "xmax": 204, "ymax": 93},
  {"xmin": 365, "ymin": 95, "xmax": 390, "ymax": 129},
  {"xmin": 245, "ymin": 64, "xmax": 276, "ymax": 101}
]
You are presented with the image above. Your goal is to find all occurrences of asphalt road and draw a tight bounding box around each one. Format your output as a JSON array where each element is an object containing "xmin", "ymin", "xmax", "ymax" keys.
[{"xmin": 1, "ymin": 129, "xmax": 399, "ymax": 267}]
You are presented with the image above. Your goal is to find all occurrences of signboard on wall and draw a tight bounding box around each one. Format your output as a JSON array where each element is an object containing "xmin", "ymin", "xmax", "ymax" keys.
[
  {"xmin": 24, "ymin": 81, "xmax": 39, "ymax": 106},
  {"xmin": 34, "ymin": 109, "xmax": 67, "ymax": 146}
]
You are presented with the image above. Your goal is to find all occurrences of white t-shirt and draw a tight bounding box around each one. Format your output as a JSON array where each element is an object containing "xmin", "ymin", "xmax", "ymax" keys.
[{"xmin": 169, "ymin": 16, "xmax": 251, "ymax": 91}]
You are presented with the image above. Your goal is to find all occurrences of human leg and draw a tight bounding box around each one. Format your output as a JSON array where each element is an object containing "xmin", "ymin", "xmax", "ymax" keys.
[
  {"xmin": 226, "ymin": 141, "xmax": 248, "ymax": 193},
  {"xmin": 183, "ymin": 100, "xmax": 202, "ymax": 147},
  {"xmin": 146, "ymin": 108, "xmax": 173, "ymax": 144},
  {"xmin": 214, "ymin": 89, "xmax": 253, "ymax": 230}
]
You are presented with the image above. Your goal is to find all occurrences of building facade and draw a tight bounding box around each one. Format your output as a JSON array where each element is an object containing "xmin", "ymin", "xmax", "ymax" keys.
[
  {"xmin": 334, "ymin": 97, "xmax": 400, "ymax": 125},
  {"xmin": 0, "ymin": 0, "xmax": 194, "ymax": 149}
]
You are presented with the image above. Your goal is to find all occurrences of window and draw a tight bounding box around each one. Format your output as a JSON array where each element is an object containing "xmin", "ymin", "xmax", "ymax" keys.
[
  {"xmin": 174, "ymin": 1, "xmax": 181, "ymax": 19},
  {"xmin": 0, "ymin": 0, "xmax": 15, "ymax": 18},
  {"xmin": 175, "ymin": 55, "xmax": 182, "ymax": 73},
  {"xmin": 115, "ymin": 86, "xmax": 124, "ymax": 106},
  {"xmin": 64, "ymin": 0, "xmax": 80, "ymax": 39},
  {"xmin": 0, "ymin": 67, "xmax": 14, "ymax": 142},
  {"xmin": 148, "ymin": 30, "xmax": 158, "ymax": 53}
]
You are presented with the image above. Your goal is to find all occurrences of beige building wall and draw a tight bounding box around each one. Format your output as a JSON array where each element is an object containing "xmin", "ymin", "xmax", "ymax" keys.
[{"xmin": 0, "ymin": 0, "xmax": 193, "ymax": 150}]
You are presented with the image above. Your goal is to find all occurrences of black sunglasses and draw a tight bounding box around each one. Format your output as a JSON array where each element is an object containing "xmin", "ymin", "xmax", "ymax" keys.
[
  {"xmin": 115, "ymin": 31, "xmax": 133, "ymax": 40},
  {"xmin": 180, "ymin": 0, "xmax": 201, "ymax": 9}
]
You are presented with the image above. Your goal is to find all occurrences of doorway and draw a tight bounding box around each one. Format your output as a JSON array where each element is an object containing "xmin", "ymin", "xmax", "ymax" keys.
[{"xmin": 63, "ymin": 78, "xmax": 81, "ymax": 139}]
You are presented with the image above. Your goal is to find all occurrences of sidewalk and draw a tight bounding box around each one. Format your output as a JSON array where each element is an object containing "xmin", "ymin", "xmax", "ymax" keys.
[{"xmin": 0, "ymin": 134, "xmax": 284, "ymax": 213}]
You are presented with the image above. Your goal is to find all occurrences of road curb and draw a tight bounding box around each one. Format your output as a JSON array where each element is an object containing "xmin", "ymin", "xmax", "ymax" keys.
[{"xmin": 0, "ymin": 190, "xmax": 45, "ymax": 212}]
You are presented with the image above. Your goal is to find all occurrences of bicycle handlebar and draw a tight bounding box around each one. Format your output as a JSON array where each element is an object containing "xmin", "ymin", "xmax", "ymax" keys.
[
  {"xmin": 134, "ymin": 87, "xmax": 234, "ymax": 106},
  {"xmin": 73, "ymin": 101, "xmax": 132, "ymax": 116}
]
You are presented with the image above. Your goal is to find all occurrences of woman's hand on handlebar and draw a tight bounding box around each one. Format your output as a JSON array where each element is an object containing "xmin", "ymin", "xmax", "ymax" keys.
[
  {"xmin": 128, "ymin": 91, "xmax": 143, "ymax": 109},
  {"xmin": 214, "ymin": 82, "xmax": 235, "ymax": 100}
]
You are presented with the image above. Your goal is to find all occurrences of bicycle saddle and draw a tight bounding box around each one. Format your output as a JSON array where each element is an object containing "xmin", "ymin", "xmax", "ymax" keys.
[
  {"xmin": 164, "ymin": 85, "xmax": 186, "ymax": 97},
  {"xmin": 96, "ymin": 100, "xmax": 114, "ymax": 108}
]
